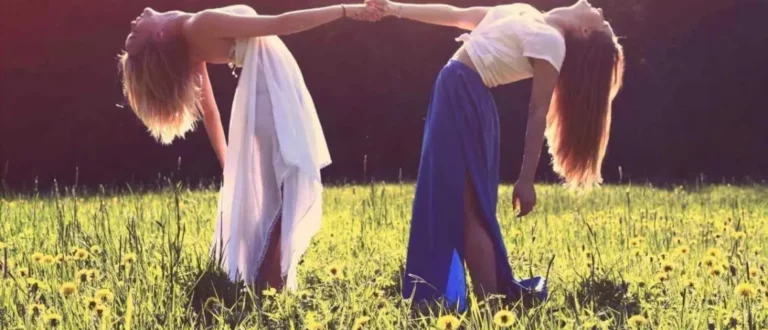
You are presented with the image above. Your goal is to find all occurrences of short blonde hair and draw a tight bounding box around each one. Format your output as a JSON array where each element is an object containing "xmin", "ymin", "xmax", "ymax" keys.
[{"xmin": 118, "ymin": 38, "xmax": 201, "ymax": 145}]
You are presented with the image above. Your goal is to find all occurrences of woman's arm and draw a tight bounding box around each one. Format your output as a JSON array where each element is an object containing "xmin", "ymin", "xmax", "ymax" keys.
[
  {"xmin": 192, "ymin": 62, "xmax": 227, "ymax": 169},
  {"xmin": 366, "ymin": 0, "xmax": 490, "ymax": 30},
  {"xmin": 187, "ymin": 4, "xmax": 380, "ymax": 39},
  {"xmin": 512, "ymin": 59, "xmax": 559, "ymax": 217}
]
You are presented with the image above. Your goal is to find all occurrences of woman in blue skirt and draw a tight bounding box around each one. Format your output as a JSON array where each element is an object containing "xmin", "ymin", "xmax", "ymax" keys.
[{"xmin": 366, "ymin": 0, "xmax": 625, "ymax": 310}]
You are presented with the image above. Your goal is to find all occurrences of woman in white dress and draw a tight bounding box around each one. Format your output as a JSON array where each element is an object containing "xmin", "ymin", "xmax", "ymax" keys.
[{"xmin": 119, "ymin": 4, "xmax": 380, "ymax": 291}]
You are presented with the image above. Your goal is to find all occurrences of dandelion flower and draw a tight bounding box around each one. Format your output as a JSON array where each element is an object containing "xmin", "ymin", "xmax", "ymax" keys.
[
  {"xmin": 749, "ymin": 268, "xmax": 759, "ymax": 278},
  {"xmin": 43, "ymin": 312, "xmax": 62, "ymax": 328},
  {"xmin": 75, "ymin": 249, "xmax": 89, "ymax": 260},
  {"xmin": 17, "ymin": 267, "xmax": 29, "ymax": 278},
  {"xmin": 90, "ymin": 246, "xmax": 102, "ymax": 254},
  {"xmin": 683, "ymin": 278, "xmax": 698, "ymax": 290},
  {"xmin": 352, "ymin": 316, "xmax": 371, "ymax": 330},
  {"xmin": 661, "ymin": 261, "xmax": 676, "ymax": 273},
  {"xmin": 32, "ymin": 252, "xmax": 44, "ymax": 262},
  {"xmin": 493, "ymin": 310, "xmax": 516, "ymax": 327},
  {"xmin": 306, "ymin": 322, "xmax": 324, "ymax": 330},
  {"xmin": 262, "ymin": 287, "xmax": 277, "ymax": 297},
  {"xmin": 732, "ymin": 232, "xmax": 746, "ymax": 240},
  {"xmin": 655, "ymin": 272, "xmax": 668, "ymax": 283},
  {"xmin": 676, "ymin": 246, "xmax": 690, "ymax": 255},
  {"xmin": 59, "ymin": 282, "xmax": 77, "ymax": 297},
  {"xmin": 706, "ymin": 248, "xmax": 722, "ymax": 259},
  {"xmin": 628, "ymin": 315, "xmax": 647, "ymax": 328},
  {"xmin": 28, "ymin": 303, "xmax": 45, "ymax": 317},
  {"xmin": 436, "ymin": 315, "xmax": 461, "ymax": 330},
  {"xmin": 85, "ymin": 297, "xmax": 99, "ymax": 310},
  {"xmin": 672, "ymin": 237, "xmax": 685, "ymax": 245},
  {"xmin": 64, "ymin": 256, "xmax": 77, "ymax": 262},
  {"xmin": 54, "ymin": 255, "xmax": 64, "ymax": 263},
  {"xmin": 88, "ymin": 269, "xmax": 100, "ymax": 281},
  {"xmin": 95, "ymin": 289, "xmax": 114, "ymax": 303},
  {"xmin": 735, "ymin": 283, "xmax": 757, "ymax": 298},
  {"xmin": 95, "ymin": 305, "xmax": 108, "ymax": 318},
  {"xmin": 122, "ymin": 253, "xmax": 137, "ymax": 265},
  {"xmin": 75, "ymin": 270, "xmax": 90, "ymax": 284},
  {"xmin": 41, "ymin": 255, "xmax": 55, "ymax": 265},
  {"xmin": 702, "ymin": 256, "xmax": 717, "ymax": 268},
  {"xmin": 709, "ymin": 266, "xmax": 723, "ymax": 277},
  {"xmin": 327, "ymin": 264, "xmax": 343, "ymax": 279},
  {"xmin": 629, "ymin": 238, "xmax": 641, "ymax": 247}
]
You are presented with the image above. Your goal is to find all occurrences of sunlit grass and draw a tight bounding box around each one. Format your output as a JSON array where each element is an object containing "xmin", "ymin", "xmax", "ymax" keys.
[{"xmin": 1, "ymin": 182, "xmax": 767, "ymax": 329}]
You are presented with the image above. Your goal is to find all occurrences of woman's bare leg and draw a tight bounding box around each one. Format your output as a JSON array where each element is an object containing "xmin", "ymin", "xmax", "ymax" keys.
[
  {"xmin": 463, "ymin": 173, "xmax": 498, "ymax": 299},
  {"xmin": 256, "ymin": 216, "xmax": 284, "ymax": 291}
]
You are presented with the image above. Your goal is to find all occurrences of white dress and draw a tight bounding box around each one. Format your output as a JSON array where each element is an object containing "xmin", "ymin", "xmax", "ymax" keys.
[{"xmin": 211, "ymin": 30, "xmax": 331, "ymax": 290}]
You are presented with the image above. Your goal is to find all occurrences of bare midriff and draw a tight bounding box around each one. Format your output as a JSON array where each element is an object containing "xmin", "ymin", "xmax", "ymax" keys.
[{"xmin": 451, "ymin": 45, "xmax": 478, "ymax": 73}]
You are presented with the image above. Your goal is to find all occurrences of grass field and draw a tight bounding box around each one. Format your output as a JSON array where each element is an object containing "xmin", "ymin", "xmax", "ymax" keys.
[{"xmin": 1, "ymin": 182, "xmax": 767, "ymax": 329}]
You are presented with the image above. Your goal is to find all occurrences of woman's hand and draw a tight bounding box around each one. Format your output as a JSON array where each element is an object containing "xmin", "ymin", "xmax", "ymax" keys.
[
  {"xmin": 365, "ymin": 0, "xmax": 396, "ymax": 17},
  {"xmin": 512, "ymin": 180, "xmax": 537, "ymax": 217},
  {"xmin": 345, "ymin": 3, "xmax": 385, "ymax": 21}
]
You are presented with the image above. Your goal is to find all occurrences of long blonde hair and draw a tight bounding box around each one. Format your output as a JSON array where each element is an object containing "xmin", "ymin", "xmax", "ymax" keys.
[
  {"xmin": 118, "ymin": 37, "xmax": 201, "ymax": 145},
  {"xmin": 544, "ymin": 29, "xmax": 625, "ymax": 188}
]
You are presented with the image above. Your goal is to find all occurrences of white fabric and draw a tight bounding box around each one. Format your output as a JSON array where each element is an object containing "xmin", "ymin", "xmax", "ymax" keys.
[
  {"xmin": 456, "ymin": 4, "xmax": 566, "ymax": 88},
  {"xmin": 212, "ymin": 35, "xmax": 330, "ymax": 290}
]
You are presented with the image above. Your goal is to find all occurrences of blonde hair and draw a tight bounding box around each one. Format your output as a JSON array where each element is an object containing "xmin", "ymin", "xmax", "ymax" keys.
[
  {"xmin": 544, "ymin": 29, "xmax": 625, "ymax": 188},
  {"xmin": 118, "ymin": 37, "xmax": 201, "ymax": 145}
]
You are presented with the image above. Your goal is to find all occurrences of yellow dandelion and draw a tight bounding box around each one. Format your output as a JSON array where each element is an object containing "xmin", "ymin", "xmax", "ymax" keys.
[
  {"xmin": 122, "ymin": 253, "xmax": 137, "ymax": 265},
  {"xmin": 628, "ymin": 315, "xmax": 647, "ymax": 328},
  {"xmin": 629, "ymin": 238, "xmax": 641, "ymax": 247},
  {"xmin": 714, "ymin": 233, "xmax": 722, "ymax": 239},
  {"xmin": 493, "ymin": 310, "xmax": 516, "ymax": 327},
  {"xmin": 306, "ymin": 322, "xmax": 324, "ymax": 330},
  {"xmin": 709, "ymin": 266, "xmax": 723, "ymax": 277},
  {"xmin": 661, "ymin": 261, "xmax": 676, "ymax": 273},
  {"xmin": 28, "ymin": 303, "xmax": 45, "ymax": 317},
  {"xmin": 31, "ymin": 252, "xmax": 44, "ymax": 262},
  {"xmin": 262, "ymin": 287, "xmax": 277, "ymax": 297},
  {"xmin": 64, "ymin": 256, "xmax": 77, "ymax": 262},
  {"xmin": 17, "ymin": 267, "xmax": 29, "ymax": 277},
  {"xmin": 90, "ymin": 246, "xmax": 102, "ymax": 254},
  {"xmin": 676, "ymin": 246, "xmax": 690, "ymax": 255},
  {"xmin": 75, "ymin": 270, "xmax": 90, "ymax": 284},
  {"xmin": 749, "ymin": 268, "xmax": 759, "ymax": 278},
  {"xmin": 352, "ymin": 316, "xmax": 371, "ymax": 330},
  {"xmin": 735, "ymin": 283, "xmax": 757, "ymax": 298},
  {"xmin": 752, "ymin": 248, "xmax": 762, "ymax": 256},
  {"xmin": 673, "ymin": 237, "xmax": 685, "ymax": 245},
  {"xmin": 436, "ymin": 315, "xmax": 461, "ymax": 330},
  {"xmin": 59, "ymin": 282, "xmax": 77, "ymax": 297},
  {"xmin": 41, "ymin": 255, "xmax": 55, "ymax": 265},
  {"xmin": 632, "ymin": 249, "xmax": 643, "ymax": 257},
  {"xmin": 88, "ymin": 269, "xmax": 100, "ymax": 281},
  {"xmin": 327, "ymin": 264, "xmax": 343, "ymax": 279},
  {"xmin": 659, "ymin": 253, "xmax": 668, "ymax": 260},
  {"xmin": 95, "ymin": 305, "xmax": 109, "ymax": 318},
  {"xmin": 95, "ymin": 289, "xmax": 114, "ymax": 303},
  {"xmin": 702, "ymin": 256, "xmax": 717, "ymax": 267},
  {"xmin": 43, "ymin": 312, "xmax": 62, "ymax": 327},
  {"xmin": 54, "ymin": 255, "xmax": 64, "ymax": 263},
  {"xmin": 75, "ymin": 249, "xmax": 89, "ymax": 260},
  {"xmin": 655, "ymin": 272, "xmax": 669, "ymax": 283},
  {"xmin": 85, "ymin": 297, "xmax": 99, "ymax": 310},
  {"xmin": 683, "ymin": 278, "xmax": 698, "ymax": 290},
  {"xmin": 707, "ymin": 248, "xmax": 722, "ymax": 259},
  {"xmin": 732, "ymin": 232, "xmax": 746, "ymax": 240},
  {"xmin": 112, "ymin": 197, "xmax": 118, "ymax": 204}
]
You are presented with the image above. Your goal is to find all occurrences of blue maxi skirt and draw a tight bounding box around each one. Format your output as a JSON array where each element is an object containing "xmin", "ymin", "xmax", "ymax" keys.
[{"xmin": 402, "ymin": 60, "xmax": 547, "ymax": 311}]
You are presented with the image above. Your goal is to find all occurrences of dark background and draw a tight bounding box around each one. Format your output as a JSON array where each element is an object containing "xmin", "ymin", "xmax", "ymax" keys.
[{"xmin": 1, "ymin": 0, "xmax": 767, "ymax": 190}]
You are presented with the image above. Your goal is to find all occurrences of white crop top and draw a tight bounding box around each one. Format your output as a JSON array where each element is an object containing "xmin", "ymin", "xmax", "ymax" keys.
[{"xmin": 456, "ymin": 4, "xmax": 566, "ymax": 88}]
